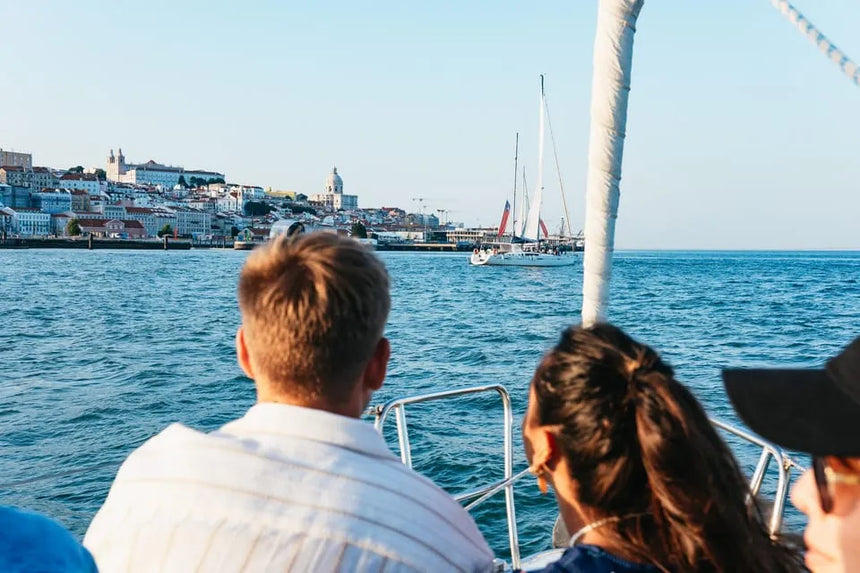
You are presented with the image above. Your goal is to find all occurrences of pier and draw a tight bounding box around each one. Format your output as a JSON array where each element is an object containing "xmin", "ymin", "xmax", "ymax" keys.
[{"xmin": 0, "ymin": 237, "xmax": 193, "ymax": 250}]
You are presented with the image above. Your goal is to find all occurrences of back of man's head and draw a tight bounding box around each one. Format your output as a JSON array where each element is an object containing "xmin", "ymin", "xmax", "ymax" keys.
[{"xmin": 237, "ymin": 232, "xmax": 390, "ymax": 406}]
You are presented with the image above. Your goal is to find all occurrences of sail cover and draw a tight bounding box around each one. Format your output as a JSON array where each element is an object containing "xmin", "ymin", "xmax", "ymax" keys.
[{"xmin": 581, "ymin": 0, "xmax": 644, "ymax": 326}]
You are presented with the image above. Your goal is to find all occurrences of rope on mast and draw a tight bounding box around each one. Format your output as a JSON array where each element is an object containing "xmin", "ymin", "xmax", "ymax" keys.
[
  {"xmin": 543, "ymin": 96, "xmax": 575, "ymax": 239},
  {"xmin": 770, "ymin": 0, "xmax": 860, "ymax": 87}
]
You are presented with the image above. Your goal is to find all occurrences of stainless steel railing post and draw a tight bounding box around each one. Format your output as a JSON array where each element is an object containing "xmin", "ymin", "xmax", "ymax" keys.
[
  {"xmin": 496, "ymin": 386, "xmax": 521, "ymax": 569},
  {"xmin": 748, "ymin": 448, "xmax": 772, "ymax": 498},
  {"xmin": 372, "ymin": 385, "xmax": 523, "ymax": 566},
  {"xmin": 394, "ymin": 405, "xmax": 413, "ymax": 468}
]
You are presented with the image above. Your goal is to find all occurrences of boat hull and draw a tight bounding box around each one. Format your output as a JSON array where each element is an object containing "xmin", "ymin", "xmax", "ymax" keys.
[{"xmin": 470, "ymin": 251, "xmax": 577, "ymax": 267}]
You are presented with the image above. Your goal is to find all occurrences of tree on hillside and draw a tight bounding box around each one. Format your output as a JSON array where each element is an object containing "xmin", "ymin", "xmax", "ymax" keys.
[
  {"xmin": 94, "ymin": 168, "xmax": 107, "ymax": 181},
  {"xmin": 177, "ymin": 175, "xmax": 188, "ymax": 188},
  {"xmin": 66, "ymin": 219, "xmax": 82, "ymax": 237},
  {"xmin": 351, "ymin": 221, "xmax": 367, "ymax": 239},
  {"xmin": 244, "ymin": 201, "xmax": 273, "ymax": 217},
  {"xmin": 157, "ymin": 224, "xmax": 173, "ymax": 237},
  {"xmin": 67, "ymin": 166, "xmax": 84, "ymax": 174}
]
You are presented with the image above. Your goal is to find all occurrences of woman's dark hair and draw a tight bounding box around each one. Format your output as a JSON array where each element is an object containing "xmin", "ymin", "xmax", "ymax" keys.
[{"xmin": 531, "ymin": 323, "xmax": 801, "ymax": 572}]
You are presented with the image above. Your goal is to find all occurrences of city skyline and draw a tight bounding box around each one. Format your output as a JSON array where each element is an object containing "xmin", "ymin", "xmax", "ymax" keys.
[{"xmin": 2, "ymin": 1, "xmax": 859, "ymax": 249}]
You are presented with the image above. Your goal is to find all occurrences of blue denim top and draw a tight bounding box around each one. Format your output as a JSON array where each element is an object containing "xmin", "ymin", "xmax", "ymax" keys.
[{"xmin": 536, "ymin": 544, "xmax": 660, "ymax": 573}]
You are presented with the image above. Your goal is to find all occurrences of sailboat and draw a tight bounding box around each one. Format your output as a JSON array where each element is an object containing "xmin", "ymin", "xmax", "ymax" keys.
[{"xmin": 470, "ymin": 76, "xmax": 577, "ymax": 267}]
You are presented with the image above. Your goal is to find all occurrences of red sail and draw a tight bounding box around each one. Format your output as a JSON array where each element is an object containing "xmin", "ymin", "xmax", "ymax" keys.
[
  {"xmin": 497, "ymin": 200, "xmax": 511, "ymax": 237},
  {"xmin": 539, "ymin": 219, "xmax": 549, "ymax": 238}
]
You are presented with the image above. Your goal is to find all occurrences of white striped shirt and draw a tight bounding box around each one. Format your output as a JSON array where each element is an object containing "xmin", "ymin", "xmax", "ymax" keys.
[{"xmin": 84, "ymin": 403, "xmax": 494, "ymax": 572}]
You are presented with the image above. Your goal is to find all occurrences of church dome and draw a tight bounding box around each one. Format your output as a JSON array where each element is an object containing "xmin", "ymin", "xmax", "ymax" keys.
[{"xmin": 325, "ymin": 166, "xmax": 343, "ymax": 194}]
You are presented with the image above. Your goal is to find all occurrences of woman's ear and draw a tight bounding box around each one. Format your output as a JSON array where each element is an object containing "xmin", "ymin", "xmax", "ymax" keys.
[{"xmin": 544, "ymin": 430, "xmax": 561, "ymax": 469}]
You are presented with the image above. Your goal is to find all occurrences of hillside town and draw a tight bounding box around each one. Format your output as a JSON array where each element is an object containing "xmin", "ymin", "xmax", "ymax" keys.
[{"xmin": 0, "ymin": 146, "xmax": 581, "ymax": 248}]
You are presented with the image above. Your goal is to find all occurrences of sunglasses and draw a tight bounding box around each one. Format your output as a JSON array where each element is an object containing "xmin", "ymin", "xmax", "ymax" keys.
[{"xmin": 812, "ymin": 456, "xmax": 860, "ymax": 513}]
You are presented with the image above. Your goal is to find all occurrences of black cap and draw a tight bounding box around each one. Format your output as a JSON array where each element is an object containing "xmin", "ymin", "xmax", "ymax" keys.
[{"xmin": 722, "ymin": 337, "xmax": 860, "ymax": 457}]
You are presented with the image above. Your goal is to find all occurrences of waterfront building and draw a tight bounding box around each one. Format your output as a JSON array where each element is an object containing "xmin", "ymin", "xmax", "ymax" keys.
[
  {"xmin": 106, "ymin": 148, "xmax": 224, "ymax": 188},
  {"xmin": 75, "ymin": 218, "xmax": 146, "ymax": 239},
  {"xmin": 31, "ymin": 190, "xmax": 72, "ymax": 214},
  {"xmin": 444, "ymin": 227, "xmax": 498, "ymax": 244},
  {"xmin": 0, "ymin": 207, "xmax": 13, "ymax": 236},
  {"xmin": 60, "ymin": 173, "xmax": 101, "ymax": 196},
  {"xmin": 51, "ymin": 213, "xmax": 73, "ymax": 236},
  {"xmin": 0, "ymin": 149, "xmax": 32, "ymax": 170},
  {"xmin": 124, "ymin": 206, "xmax": 157, "ymax": 237},
  {"xmin": 173, "ymin": 207, "xmax": 211, "ymax": 236},
  {"xmin": 309, "ymin": 167, "xmax": 358, "ymax": 212},
  {"xmin": 153, "ymin": 208, "xmax": 177, "ymax": 235},
  {"xmin": 210, "ymin": 213, "xmax": 233, "ymax": 237},
  {"xmin": 10, "ymin": 208, "xmax": 51, "ymax": 236}
]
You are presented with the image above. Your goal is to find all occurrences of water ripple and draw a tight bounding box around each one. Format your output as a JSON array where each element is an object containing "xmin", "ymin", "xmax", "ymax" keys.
[{"xmin": 0, "ymin": 249, "xmax": 857, "ymax": 558}]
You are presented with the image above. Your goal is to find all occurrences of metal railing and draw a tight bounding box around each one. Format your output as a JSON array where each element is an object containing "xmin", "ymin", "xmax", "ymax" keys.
[
  {"xmin": 369, "ymin": 386, "xmax": 806, "ymax": 570},
  {"xmin": 368, "ymin": 384, "xmax": 522, "ymax": 568},
  {"xmin": 711, "ymin": 417, "xmax": 806, "ymax": 537}
]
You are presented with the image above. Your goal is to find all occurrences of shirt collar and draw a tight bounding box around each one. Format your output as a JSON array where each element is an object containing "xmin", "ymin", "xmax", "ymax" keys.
[{"xmin": 219, "ymin": 402, "xmax": 397, "ymax": 461}]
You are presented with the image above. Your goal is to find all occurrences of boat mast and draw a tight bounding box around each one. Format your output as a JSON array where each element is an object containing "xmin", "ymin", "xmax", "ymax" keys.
[
  {"xmin": 581, "ymin": 0, "xmax": 644, "ymax": 326},
  {"xmin": 523, "ymin": 74, "xmax": 546, "ymax": 243},
  {"xmin": 512, "ymin": 133, "xmax": 519, "ymax": 239}
]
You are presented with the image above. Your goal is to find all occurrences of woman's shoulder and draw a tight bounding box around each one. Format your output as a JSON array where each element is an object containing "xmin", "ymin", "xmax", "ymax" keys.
[{"xmin": 538, "ymin": 544, "xmax": 660, "ymax": 573}]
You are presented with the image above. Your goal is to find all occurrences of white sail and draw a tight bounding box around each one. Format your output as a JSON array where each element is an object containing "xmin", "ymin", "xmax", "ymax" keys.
[
  {"xmin": 581, "ymin": 0, "xmax": 644, "ymax": 326},
  {"xmin": 522, "ymin": 76, "xmax": 546, "ymax": 242}
]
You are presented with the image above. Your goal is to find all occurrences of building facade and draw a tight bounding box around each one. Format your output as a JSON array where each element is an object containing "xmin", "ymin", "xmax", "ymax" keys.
[
  {"xmin": 107, "ymin": 148, "xmax": 224, "ymax": 188},
  {"xmin": 60, "ymin": 173, "xmax": 101, "ymax": 195},
  {"xmin": 11, "ymin": 208, "xmax": 51, "ymax": 236},
  {"xmin": 76, "ymin": 218, "xmax": 146, "ymax": 239},
  {"xmin": 310, "ymin": 166, "xmax": 358, "ymax": 212},
  {"xmin": 31, "ymin": 190, "xmax": 72, "ymax": 214},
  {"xmin": 31, "ymin": 167, "xmax": 58, "ymax": 190},
  {"xmin": 174, "ymin": 208, "xmax": 212, "ymax": 236},
  {"xmin": 0, "ymin": 166, "xmax": 31, "ymax": 187},
  {"xmin": 0, "ymin": 149, "xmax": 32, "ymax": 169}
]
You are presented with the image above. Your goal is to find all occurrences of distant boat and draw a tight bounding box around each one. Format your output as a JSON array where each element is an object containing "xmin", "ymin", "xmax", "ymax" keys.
[{"xmin": 471, "ymin": 76, "xmax": 576, "ymax": 268}]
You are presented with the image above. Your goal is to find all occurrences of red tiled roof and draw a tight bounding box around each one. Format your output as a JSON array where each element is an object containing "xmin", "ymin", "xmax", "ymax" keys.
[
  {"xmin": 60, "ymin": 173, "xmax": 98, "ymax": 181},
  {"xmin": 0, "ymin": 165, "xmax": 25, "ymax": 171},
  {"xmin": 125, "ymin": 206, "xmax": 154, "ymax": 214}
]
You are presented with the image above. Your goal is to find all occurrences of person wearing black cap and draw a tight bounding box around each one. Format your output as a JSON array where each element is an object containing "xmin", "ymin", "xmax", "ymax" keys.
[{"xmin": 723, "ymin": 336, "xmax": 860, "ymax": 573}]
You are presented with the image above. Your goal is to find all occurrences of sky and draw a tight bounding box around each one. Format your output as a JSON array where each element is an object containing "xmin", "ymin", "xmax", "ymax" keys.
[{"xmin": 1, "ymin": 0, "xmax": 858, "ymax": 249}]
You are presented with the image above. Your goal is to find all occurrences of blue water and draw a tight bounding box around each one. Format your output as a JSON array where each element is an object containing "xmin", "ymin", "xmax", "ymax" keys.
[{"xmin": 0, "ymin": 249, "xmax": 858, "ymax": 559}]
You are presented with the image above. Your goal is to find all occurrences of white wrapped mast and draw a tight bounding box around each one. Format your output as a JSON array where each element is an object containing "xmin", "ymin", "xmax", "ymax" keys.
[{"xmin": 581, "ymin": 0, "xmax": 644, "ymax": 326}]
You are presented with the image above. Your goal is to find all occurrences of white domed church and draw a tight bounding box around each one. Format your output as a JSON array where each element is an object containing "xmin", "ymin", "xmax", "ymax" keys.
[{"xmin": 310, "ymin": 166, "xmax": 358, "ymax": 211}]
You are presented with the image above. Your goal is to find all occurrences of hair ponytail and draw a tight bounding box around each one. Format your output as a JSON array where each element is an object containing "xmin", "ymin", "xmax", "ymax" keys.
[{"xmin": 532, "ymin": 324, "xmax": 802, "ymax": 572}]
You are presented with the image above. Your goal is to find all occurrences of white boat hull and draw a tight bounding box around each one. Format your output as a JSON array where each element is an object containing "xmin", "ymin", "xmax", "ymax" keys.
[{"xmin": 470, "ymin": 250, "xmax": 577, "ymax": 267}]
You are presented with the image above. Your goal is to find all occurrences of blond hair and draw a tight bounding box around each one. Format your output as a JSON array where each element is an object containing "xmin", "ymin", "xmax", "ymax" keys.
[{"xmin": 238, "ymin": 232, "xmax": 390, "ymax": 403}]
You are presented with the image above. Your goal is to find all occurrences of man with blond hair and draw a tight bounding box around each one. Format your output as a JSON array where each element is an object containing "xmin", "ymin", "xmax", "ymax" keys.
[{"xmin": 85, "ymin": 232, "xmax": 494, "ymax": 572}]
